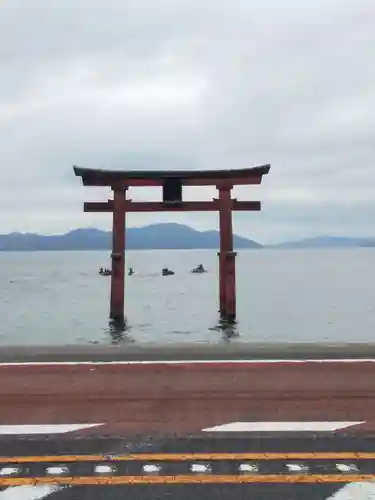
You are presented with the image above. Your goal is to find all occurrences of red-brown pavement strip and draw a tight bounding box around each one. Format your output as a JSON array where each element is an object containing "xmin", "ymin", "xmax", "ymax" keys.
[
  {"xmin": 2, "ymin": 361, "xmax": 375, "ymax": 396},
  {"xmin": 344, "ymin": 420, "xmax": 375, "ymax": 433},
  {"xmin": 0, "ymin": 362, "xmax": 374, "ymax": 436}
]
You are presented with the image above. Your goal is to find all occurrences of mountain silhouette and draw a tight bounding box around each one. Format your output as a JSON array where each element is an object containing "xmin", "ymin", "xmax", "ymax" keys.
[
  {"xmin": 268, "ymin": 235, "xmax": 375, "ymax": 249},
  {"xmin": 0, "ymin": 223, "xmax": 262, "ymax": 250}
]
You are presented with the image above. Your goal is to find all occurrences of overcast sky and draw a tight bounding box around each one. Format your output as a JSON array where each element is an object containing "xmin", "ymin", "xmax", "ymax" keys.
[{"xmin": 1, "ymin": 0, "xmax": 374, "ymax": 243}]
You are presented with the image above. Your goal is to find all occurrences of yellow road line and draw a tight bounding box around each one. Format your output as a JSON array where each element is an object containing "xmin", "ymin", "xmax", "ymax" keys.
[
  {"xmin": 0, "ymin": 475, "xmax": 375, "ymax": 485},
  {"xmin": 1, "ymin": 452, "xmax": 375, "ymax": 463}
]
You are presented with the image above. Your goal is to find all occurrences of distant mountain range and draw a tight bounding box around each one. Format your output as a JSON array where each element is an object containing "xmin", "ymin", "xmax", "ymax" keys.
[
  {"xmin": 268, "ymin": 236, "xmax": 375, "ymax": 249},
  {"xmin": 1, "ymin": 225, "xmax": 375, "ymax": 251},
  {"xmin": 0, "ymin": 223, "xmax": 261, "ymax": 251}
]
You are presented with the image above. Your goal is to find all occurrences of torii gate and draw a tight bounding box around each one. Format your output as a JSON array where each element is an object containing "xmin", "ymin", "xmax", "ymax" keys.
[{"xmin": 73, "ymin": 165, "xmax": 270, "ymax": 323}]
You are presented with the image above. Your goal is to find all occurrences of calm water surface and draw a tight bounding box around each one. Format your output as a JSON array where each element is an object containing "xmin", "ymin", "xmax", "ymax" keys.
[{"xmin": 1, "ymin": 249, "xmax": 374, "ymax": 346}]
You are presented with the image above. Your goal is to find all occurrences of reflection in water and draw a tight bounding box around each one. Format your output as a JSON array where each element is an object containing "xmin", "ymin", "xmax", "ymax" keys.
[
  {"xmin": 107, "ymin": 316, "xmax": 239, "ymax": 344},
  {"xmin": 106, "ymin": 318, "xmax": 135, "ymax": 344},
  {"xmin": 210, "ymin": 318, "xmax": 239, "ymax": 342}
]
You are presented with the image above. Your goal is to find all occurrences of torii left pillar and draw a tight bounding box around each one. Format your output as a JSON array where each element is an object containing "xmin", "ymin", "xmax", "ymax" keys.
[
  {"xmin": 218, "ymin": 184, "xmax": 237, "ymax": 323},
  {"xmin": 110, "ymin": 186, "xmax": 127, "ymax": 322}
]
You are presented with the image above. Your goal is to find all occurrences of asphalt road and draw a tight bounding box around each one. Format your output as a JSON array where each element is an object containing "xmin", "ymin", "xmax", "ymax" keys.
[{"xmin": 1, "ymin": 346, "xmax": 375, "ymax": 499}]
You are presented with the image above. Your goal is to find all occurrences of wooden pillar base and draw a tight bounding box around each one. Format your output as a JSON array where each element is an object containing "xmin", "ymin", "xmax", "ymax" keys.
[
  {"xmin": 109, "ymin": 311, "xmax": 125, "ymax": 322},
  {"xmin": 110, "ymin": 253, "xmax": 125, "ymax": 321},
  {"xmin": 109, "ymin": 315, "xmax": 126, "ymax": 329},
  {"xmin": 218, "ymin": 250, "xmax": 237, "ymax": 322}
]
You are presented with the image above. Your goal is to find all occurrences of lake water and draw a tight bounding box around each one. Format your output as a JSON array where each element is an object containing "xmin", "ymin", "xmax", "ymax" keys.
[{"xmin": 1, "ymin": 249, "xmax": 375, "ymax": 346}]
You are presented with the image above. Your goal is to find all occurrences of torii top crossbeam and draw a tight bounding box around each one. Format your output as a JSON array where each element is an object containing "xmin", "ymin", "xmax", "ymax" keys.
[{"xmin": 73, "ymin": 165, "xmax": 270, "ymax": 187}]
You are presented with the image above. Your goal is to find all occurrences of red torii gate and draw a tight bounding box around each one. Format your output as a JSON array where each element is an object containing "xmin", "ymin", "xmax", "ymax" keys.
[{"xmin": 73, "ymin": 165, "xmax": 270, "ymax": 323}]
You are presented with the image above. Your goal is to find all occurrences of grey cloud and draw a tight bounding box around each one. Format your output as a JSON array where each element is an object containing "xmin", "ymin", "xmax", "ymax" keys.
[{"xmin": 1, "ymin": 0, "xmax": 375, "ymax": 240}]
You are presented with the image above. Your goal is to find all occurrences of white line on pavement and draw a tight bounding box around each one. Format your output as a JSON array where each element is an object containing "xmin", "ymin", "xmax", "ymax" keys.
[
  {"xmin": 202, "ymin": 421, "xmax": 364, "ymax": 432},
  {"xmin": 0, "ymin": 485, "xmax": 64, "ymax": 499},
  {"xmin": 1, "ymin": 359, "xmax": 375, "ymax": 366},
  {"xmin": 0, "ymin": 424, "xmax": 102, "ymax": 435},
  {"xmin": 329, "ymin": 482, "xmax": 375, "ymax": 499}
]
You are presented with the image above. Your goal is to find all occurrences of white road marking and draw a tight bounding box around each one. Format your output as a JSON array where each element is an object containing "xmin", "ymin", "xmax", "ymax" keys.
[
  {"xmin": 336, "ymin": 463, "xmax": 359, "ymax": 473},
  {"xmin": 0, "ymin": 468, "xmax": 19, "ymax": 476},
  {"xmin": 45, "ymin": 466, "xmax": 68, "ymax": 475},
  {"xmin": 95, "ymin": 465, "xmax": 116, "ymax": 474},
  {"xmin": 191, "ymin": 463, "xmax": 211, "ymax": 473},
  {"xmin": 0, "ymin": 424, "xmax": 103, "ymax": 435},
  {"xmin": 0, "ymin": 485, "xmax": 64, "ymax": 499},
  {"xmin": 0, "ymin": 359, "xmax": 375, "ymax": 366},
  {"xmin": 143, "ymin": 464, "xmax": 161, "ymax": 473},
  {"xmin": 202, "ymin": 421, "xmax": 364, "ymax": 432},
  {"xmin": 286, "ymin": 463, "xmax": 309, "ymax": 472},
  {"xmin": 239, "ymin": 463, "xmax": 259, "ymax": 473},
  {"xmin": 329, "ymin": 482, "xmax": 375, "ymax": 499}
]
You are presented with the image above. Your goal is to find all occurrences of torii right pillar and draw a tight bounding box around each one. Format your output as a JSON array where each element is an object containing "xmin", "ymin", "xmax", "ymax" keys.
[{"xmin": 217, "ymin": 183, "xmax": 237, "ymax": 323}]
